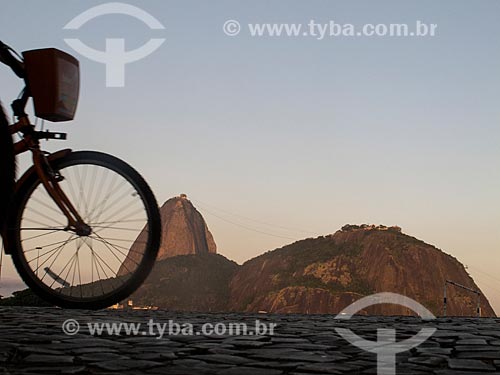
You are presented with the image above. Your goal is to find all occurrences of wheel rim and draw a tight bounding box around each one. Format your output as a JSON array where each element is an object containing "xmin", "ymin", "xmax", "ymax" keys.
[{"xmin": 16, "ymin": 157, "xmax": 155, "ymax": 303}]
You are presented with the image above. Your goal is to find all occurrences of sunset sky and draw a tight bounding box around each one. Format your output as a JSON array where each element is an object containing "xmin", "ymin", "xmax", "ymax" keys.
[{"xmin": 1, "ymin": 0, "xmax": 499, "ymax": 313}]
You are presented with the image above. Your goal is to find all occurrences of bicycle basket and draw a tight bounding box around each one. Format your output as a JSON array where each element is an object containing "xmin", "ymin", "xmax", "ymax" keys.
[{"xmin": 23, "ymin": 48, "xmax": 79, "ymax": 122}]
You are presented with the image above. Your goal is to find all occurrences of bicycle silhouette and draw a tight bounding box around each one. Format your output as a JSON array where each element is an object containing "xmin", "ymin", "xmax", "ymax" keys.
[{"xmin": 0, "ymin": 41, "xmax": 161, "ymax": 309}]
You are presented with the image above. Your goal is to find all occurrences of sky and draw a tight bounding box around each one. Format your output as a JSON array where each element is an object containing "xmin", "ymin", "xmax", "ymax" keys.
[{"xmin": 0, "ymin": 0, "xmax": 499, "ymax": 313}]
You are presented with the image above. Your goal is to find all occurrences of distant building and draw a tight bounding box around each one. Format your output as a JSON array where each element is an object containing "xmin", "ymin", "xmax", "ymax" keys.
[
  {"xmin": 107, "ymin": 299, "xmax": 159, "ymax": 310},
  {"xmin": 341, "ymin": 224, "xmax": 402, "ymax": 233}
]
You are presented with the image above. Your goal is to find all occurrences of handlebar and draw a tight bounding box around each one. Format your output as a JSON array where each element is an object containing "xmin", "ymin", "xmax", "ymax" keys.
[{"xmin": 0, "ymin": 40, "xmax": 25, "ymax": 79}]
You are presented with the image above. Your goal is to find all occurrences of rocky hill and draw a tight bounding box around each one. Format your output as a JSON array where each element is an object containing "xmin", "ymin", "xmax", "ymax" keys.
[
  {"xmin": 119, "ymin": 194, "xmax": 216, "ymax": 275},
  {"xmin": 130, "ymin": 253, "xmax": 238, "ymax": 311},
  {"xmin": 155, "ymin": 194, "xmax": 217, "ymax": 259},
  {"xmin": 228, "ymin": 225, "xmax": 496, "ymax": 317}
]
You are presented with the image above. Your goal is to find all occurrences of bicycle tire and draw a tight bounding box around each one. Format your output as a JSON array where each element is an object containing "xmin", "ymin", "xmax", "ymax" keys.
[{"xmin": 10, "ymin": 151, "xmax": 161, "ymax": 309}]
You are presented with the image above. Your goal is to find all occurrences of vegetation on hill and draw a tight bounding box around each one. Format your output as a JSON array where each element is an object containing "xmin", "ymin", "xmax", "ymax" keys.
[
  {"xmin": 228, "ymin": 227, "xmax": 496, "ymax": 317},
  {"xmin": 0, "ymin": 289, "xmax": 51, "ymax": 307},
  {"xmin": 131, "ymin": 253, "xmax": 239, "ymax": 311}
]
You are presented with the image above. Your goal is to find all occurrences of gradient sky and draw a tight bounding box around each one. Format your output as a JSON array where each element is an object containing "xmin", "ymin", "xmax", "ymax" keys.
[{"xmin": 1, "ymin": 0, "xmax": 499, "ymax": 313}]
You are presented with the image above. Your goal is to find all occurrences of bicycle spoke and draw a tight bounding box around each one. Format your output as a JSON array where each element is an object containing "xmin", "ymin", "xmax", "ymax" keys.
[
  {"xmin": 22, "ymin": 217, "xmax": 62, "ymax": 228},
  {"xmin": 21, "ymin": 230, "xmax": 66, "ymax": 242},
  {"xmin": 34, "ymin": 237, "xmax": 76, "ymax": 272},
  {"xmin": 86, "ymin": 166, "xmax": 108, "ymax": 221},
  {"xmin": 92, "ymin": 225, "xmax": 142, "ymax": 232},
  {"xmin": 73, "ymin": 164, "xmax": 86, "ymax": 217},
  {"xmin": 15, "ymin": 153, "xmax": 158, "ymax": 306},
  {"xmin": 88, "ymin": 172, "xmax": 120, "ymax": 222},
  {"xmin": 69, "ymin": 239, "xmax": 85, "ymax": 295},
  {"xmin": 64, "ymin": 167, "xmax": 78, "ymax": 211},
  {"xmin": 91, "ymin": 234, "xmax": 135, "ymax": 274},
  {"xmin": 89, "ymin": 235, "xmax": 147, "ymax": 245},
  {"xmin": 52, "ymin": 251, "xmax": 78, "ymax": 289},
  {"xmin": 66, "ymin": 258, "xmax": 78, "ymax": 296},
  {"xmin": 94, "ymin": 206, "xmax": 145, "ymax": 232},
  {"xmin": 38, "ymin": 235, "xmax": 78, "ymax": 281},
  {"xmin": 91, "ymin": 233, "xmax": 140, "ymax": 266},
  {"xmin": 81, "ymin": 165, "xmax": 90, "ymax": 217},
  {"xmin": 93, "ymin": 249, "xmax": 119, "ymax": 278},
  {"xmin": 84, "ymin": 164, "xmax": 99, "ymax": 221},
  {"xmin": 90, "ymin": 235, "xmax": 146, "ymax": 256},
  {"xmin": 85, "ymin": 239, "xmax": 122, "ymax": 293},
  {"xmin": 91, "ymin": 218, "xmax": 147, "ymax": 225},
  {"xmin": 21, "ymin": 227, "xmax": 67, "ymax": 231},
  {"xmin": 77, "ymin": 249, "xmax": 83, "ymax": 298},
  {"xmin": 25, "ymin": 206, "xmax": 65, "ymax": 227},
  {"xmin": 25, "ymin": 235, "xmax": 77, "ymax": 254},
  {"xmin": 91, "ymin": 185, "xmax": 136, "ymax": 224},
  {"xmin": 89, "ymin": 243, "xmax": 106, "ymax": 296},
  {"xmin": 82, "ymin": 237, "xmax": 112, "ymax": 277},
  {"xmin": 31, "ymin": 195, "xmax": 63, "ymax": 216}
]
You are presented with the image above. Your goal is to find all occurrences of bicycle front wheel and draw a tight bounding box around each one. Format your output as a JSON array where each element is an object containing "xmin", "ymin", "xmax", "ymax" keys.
[{"xmin": 11, "ymin": 151, "xmax": 161, "ymax": 309}]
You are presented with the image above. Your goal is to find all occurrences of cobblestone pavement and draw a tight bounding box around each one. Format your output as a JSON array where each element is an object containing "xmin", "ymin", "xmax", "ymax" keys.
[{"xmin": 1, "ymin": 307, "xmax": 500, "ymax": 374}]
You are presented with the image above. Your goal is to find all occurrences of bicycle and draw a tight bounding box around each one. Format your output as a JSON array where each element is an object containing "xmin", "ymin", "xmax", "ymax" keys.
[{"xmin": 0, "ymin": 41, "xmax": 161, "ymax": 309}]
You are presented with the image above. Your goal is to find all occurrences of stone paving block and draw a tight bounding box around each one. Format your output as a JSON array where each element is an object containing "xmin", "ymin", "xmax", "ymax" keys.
[
  {"xmin": 456, "ymin": 338, "xmax": 489, "ymax": 345},
  {"xmin": 296, "ymin": 362, "xmax": 353, "ymax": 373},
  {"xmin": 191, "ymin": 353, "xmax": 252, "ymax": 365},
  {"xmin": 92, "ymin": 359, "xmax": 163, "ymax": 371},
  {"xmin": 455, "ymin": 345, "xmax": 500, "ymax": 352},
  {"xmin": 10, "ymin": 365, "xmax": 86, "ymax": 374},
  {"xmin": 408, "ymin": 356, "xmax": 446, "ymax": 366},
  {"xmin": 218, "ymin": 367, "xmax": 283, "ymax": 375},
  {"xmin": 17, "ymin": 346, "xmax": 65, "ymax": 356},
  {"xmin": 23, "ymin": 354, "xmax": 74, "ymax": 364},
  {"xmin": 131, "ymin": 352, "xmax": 177, "ymax": 361},
  {"xmin": 448, "ymin": 358, "xmax": 496, "ymax": 371},
  {"xmin": 78, "ymin": 352, "xmax": 130, "ymax": 362},
  {"xmin": 69, "ymin": 346, "xmax": 120, "ymax": 355},
  {"xmin": 457, "ymin": 351, "xmax": 500, "ymax": 360}
]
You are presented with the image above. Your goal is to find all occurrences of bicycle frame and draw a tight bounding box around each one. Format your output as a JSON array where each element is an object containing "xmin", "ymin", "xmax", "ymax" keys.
[
  {"xmin": 1, "ymin": 40, "xmax": 90, "ymax": 254},
  {"xmin": 9, "ymin": 94, "xmax": 91, "ymax": 242}
]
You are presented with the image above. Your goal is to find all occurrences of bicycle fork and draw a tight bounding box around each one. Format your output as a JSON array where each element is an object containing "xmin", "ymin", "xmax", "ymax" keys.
[{"xmin": 32, "ymin": 147, "xmax": 92, "ymax": 236}]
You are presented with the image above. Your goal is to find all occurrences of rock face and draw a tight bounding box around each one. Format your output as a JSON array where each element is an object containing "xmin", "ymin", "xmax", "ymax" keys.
[
  {"xmin": 118, "ymin": 195, "xmax": 216, "ymax": 275},
  {"xmin": 228, "ymin": 225, "xmax": 496, "ymax": 317},
  {"xmin": 131, "ymin": 254, "xmax": 238, "ymax": 311},
  {"xmin": 156, "ymin": 194, "xmax": 217, "ymax": 260}
]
